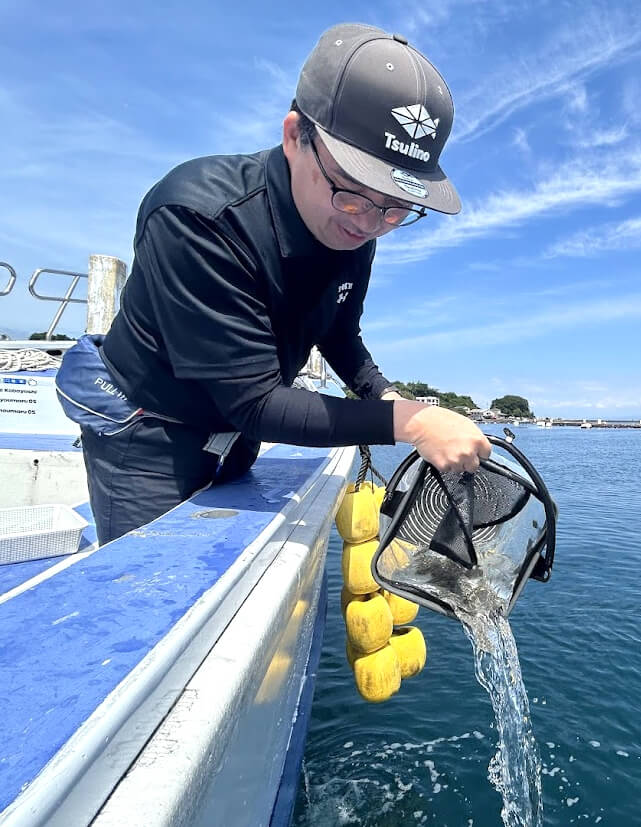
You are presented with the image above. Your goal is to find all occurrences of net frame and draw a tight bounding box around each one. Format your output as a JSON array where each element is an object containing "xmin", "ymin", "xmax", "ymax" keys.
[{"xmin": 371, "ymin": 434, "xmax": 557, "ymax": 619}]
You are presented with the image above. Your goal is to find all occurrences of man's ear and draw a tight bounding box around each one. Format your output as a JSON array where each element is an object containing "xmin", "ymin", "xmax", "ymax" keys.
[{"xmin": 282, "ymin": 111, "xmax": 301, "ymax": 159}]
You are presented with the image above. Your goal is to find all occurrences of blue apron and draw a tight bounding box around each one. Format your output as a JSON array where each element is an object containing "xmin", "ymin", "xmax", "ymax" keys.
[
  {"xmin": 55, "ymin": 334, "xmax": 144, "ymax": 436},
  {"xmin": 56, "ymin": 335, "xmax": 240, "ymax": 463}
]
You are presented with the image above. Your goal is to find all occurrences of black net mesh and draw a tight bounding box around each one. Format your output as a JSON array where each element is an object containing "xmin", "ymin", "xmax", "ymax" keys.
[
  {"xmin": 395, "ymin": 465, "xmax": 530, "ymax": 569},
  {"xmin": 374, "ymin": 447, "xmax": 551, "ymax": 618}
]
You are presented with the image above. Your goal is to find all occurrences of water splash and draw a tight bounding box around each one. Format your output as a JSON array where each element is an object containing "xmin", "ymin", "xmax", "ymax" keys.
[
  {"xmin": 461, "ymin": 610, "xmax": 542, "ymax": 827},
  {"xmin": 408, "ymin": 547, "xmax": 543, "ymax": 826}
]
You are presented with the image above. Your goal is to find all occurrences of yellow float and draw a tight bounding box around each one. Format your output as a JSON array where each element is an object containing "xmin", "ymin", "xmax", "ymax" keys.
[
  {"xmin": 335, "ymin": 482, "xmax": 379, "ymax": 543},
  {"xmin": 352, "ymin": 643, "xmax": 402, "ymax": 703},
  {"xmin": 345, "ymin": 638, "xmax": 359, "ymax": 668},
  {"xmin": 341, "ymin": 538, "xmax": 379, "ymax": 595},
  {"xmin": 345, "ymin": 592, "xmax": 393, "ymax": 653},
  {"xmin": 340, "ymin": 585, "xmax": 367, "ymax": 618},
  {"xmin": 352, "ymin": 479, "xmax": 386, "ymax": 511},
  {"xmin": 388, "ymin": 626, "xmax": 427, "ymax": 679},
  {"xmin": 382, "ymin": 589, "xmax": 419, "ymax": 625}
]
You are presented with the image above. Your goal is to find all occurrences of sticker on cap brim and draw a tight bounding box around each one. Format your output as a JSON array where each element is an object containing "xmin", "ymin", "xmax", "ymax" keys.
[{"xmin": 390, "ymin": 168, "xmax": 427, "ymax": 198}]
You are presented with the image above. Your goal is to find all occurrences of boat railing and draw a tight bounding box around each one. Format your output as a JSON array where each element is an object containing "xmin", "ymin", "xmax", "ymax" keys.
[
  {"xmin": 0, "ymin": 255, "xmax": 126, "ymax": 341},
  {"xmin": 0, "ymin": 262, "xmax": 17, "ymax": 296},
  {"xmin": 28, "ymin": 267, "xmax": 88, "ymax": 340},
  {"xmin": 3, "ymin": 260, "xmax": 333, "ymax": 390},
  {"xmin": 299, "ymin": 346, "xmax": 330, "ymax": 387}
]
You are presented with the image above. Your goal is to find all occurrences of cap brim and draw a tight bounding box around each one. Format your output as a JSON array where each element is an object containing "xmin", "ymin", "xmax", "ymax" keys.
[{"xmin": 316, "ymin": 126, "xmax": 461, "ymax": 215}]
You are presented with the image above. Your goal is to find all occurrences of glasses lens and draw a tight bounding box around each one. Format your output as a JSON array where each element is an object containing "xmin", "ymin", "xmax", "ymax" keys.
[
  {"xmin": 333, "ymin": 188, "xmax": 424, "ymax": 228},
  {"xmin": 332, "ymin": 191, "xmax": 373, "ymax": 216},
  {"xmin": 384, "ymin": 209, "xmax": 423, "ymax": 227}
]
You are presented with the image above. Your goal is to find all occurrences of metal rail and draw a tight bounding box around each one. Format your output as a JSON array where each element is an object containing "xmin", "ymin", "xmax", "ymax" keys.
[
  {"xmin": 0, "ymin": 262, "xmax": 17, "ymax": 296},
  {"xmin": 28, "ymin": 267, "xmax": 87, "ymax": 340}
]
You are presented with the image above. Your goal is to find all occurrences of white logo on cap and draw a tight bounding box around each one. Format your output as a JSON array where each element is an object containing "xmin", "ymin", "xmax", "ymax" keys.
[{"xmin": 391, "ymin": 104, "xmax": 439, "ymax": 140}]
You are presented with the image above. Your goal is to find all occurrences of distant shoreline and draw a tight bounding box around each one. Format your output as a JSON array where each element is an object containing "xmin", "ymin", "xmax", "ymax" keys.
[{"xmin": 474, "ymin": 418, "xmax": 641, "ymax": 429}]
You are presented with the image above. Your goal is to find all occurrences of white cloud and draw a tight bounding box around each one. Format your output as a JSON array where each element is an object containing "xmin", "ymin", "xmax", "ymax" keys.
[
  {"xmin": 546, "ymin": 215, "xmax": 641, "ymax": 257},
  {"xmin": 454, "ymin": 7, "xmax": 641, "ymax": 142},
  {"xmin": 568, "ymin": 125, "xmax": 629, "ymax": 149},
  {"xmin": 559, "ymin": 84, "xmax": 629, "ymax": 150},
  {"xmin": 365, "ymin": 278, "xmax": 623, "ymax": 342},
  {"xmin": 518, "ymin": 279, "xmax": 615, "ymax": 298},
  {"xmin": 466, "ymin": 260, "xmax": 503, "ymax": 272},
  {"xmin": 565, "ymin": 83, "xmax": 589, "ymax": 114},
  {"xmin": 211, "ymin": 57, "xmax": 296, "ymax": 154},
  {"xmin": 622, "ymin": 77, "xmax": 641, "ymax": 125},
  {"xmin": 374, "ymin": 292, "xmax": 641, "ymax": 354},
  {"xmin": 512, "ymin": 127, "xmax": 531, "ymax": 155},
  {"xmin": 397, "ymin": 0, "xmax": 544, "ymax": 41},
  {"xmin": 378, "ymin": 146, "xmax": 641, "ymax": 264},
  {"xmin": 1, "ymin": 5, "xmax": 143, "ymax": 35},
  {"xmin": 363, "ymin": 295, "xmax": 460, "ymax": 333},
  {"xmin": 573, "ymin": 381, "xmax": 610, "ymax": 393},
  {"xmin": 458, "ymin": 377, "xmax": 640, "ymax": 418},
  {"xmin": 388, "ymin": 0, "xmax": 479, "ymax": 35},
  {"xmin": 530, "ymin": 391, "xmax": 641, "ymax": 413}
]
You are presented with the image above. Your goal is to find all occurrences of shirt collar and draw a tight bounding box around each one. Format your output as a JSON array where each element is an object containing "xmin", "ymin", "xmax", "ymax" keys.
[{"xmin": 265, "ymin": 145, "xmax": 326, "ymax": 259}]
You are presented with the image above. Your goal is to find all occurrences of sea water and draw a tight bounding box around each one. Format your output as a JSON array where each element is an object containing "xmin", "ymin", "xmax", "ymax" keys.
[
  {"xmin": 403, "ymin": 544, "xmax": 542, "ymax": 826},
  {"xmin": 294, "ymin": 428, "xmax": 641, "ymax": 826}
]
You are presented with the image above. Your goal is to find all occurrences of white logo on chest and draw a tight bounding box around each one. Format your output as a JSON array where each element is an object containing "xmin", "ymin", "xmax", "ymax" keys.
[{"xmin": 337, "ymin": 282, "xmax": 353, "ymax": 304}]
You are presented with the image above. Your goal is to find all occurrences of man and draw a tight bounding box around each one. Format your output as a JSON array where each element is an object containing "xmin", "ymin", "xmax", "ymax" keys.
[{"xmin": 58, "ymin": 23, "xmax": 490, "ymax": 545}]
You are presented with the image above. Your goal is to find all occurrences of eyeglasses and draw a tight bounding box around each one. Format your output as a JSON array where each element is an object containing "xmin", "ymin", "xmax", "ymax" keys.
[{"xmin": 309, "ymin": 139, "xmax": 427, "ymax": 228}]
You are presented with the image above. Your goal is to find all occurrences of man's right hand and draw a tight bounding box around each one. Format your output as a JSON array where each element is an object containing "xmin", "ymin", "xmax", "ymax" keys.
[{"xmin": 392, "ymin": 401, "xmax": 491, "ymax": 474}]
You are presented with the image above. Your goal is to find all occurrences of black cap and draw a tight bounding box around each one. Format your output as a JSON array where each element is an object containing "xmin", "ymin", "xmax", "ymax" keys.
[{"xmin": 296, "ymin": 23, "xmax": 461, "ymax": 214}]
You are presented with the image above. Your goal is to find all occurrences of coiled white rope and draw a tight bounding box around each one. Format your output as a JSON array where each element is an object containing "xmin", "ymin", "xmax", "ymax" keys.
[{"xmin": 0, "ymin": 349, "xmax": 63, "ymax": 372}]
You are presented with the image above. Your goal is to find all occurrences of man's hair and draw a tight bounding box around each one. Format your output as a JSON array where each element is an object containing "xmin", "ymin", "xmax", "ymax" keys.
[{"xmin": 290, "ymin": 99, "xmax": 317, "ymax": 147}]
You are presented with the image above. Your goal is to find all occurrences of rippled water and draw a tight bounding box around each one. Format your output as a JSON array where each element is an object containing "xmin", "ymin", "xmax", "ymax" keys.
[{"xmin": 293, "ymin": 426, "xmax": 641, "ymax": 826}]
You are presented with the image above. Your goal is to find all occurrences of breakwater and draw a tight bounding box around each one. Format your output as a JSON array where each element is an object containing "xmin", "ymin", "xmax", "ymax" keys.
[
  {"xmin": 473, "ymin": 419, "xmax": 641, "ymax": 429},
  {"xmin": 538, "ymin": 420, "xmax": 641, "ymax": 429}
]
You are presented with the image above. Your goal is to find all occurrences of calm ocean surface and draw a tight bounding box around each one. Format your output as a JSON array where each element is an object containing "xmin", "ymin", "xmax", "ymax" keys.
[{"xmin": 293, "ymin": 425, "xmax": 641, "ymax": 826}]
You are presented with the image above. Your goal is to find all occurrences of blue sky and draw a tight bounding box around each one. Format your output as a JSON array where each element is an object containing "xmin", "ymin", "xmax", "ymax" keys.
[{"xmin": 1, "ymin": 0, "xmax": 640, "ymax": 418}]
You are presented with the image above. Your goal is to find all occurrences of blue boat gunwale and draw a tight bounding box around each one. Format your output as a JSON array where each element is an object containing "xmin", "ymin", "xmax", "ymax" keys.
[
  {"xmin": 91, "ymin": 471, "xmax": 345, "ymax": 827},
  {"xmin": 0, "ymin": 433, "xmax": 81, "ymax": 452},
  {"xmin": 0, "ymin": 441, "xmax": 352, "ymax": 826}
]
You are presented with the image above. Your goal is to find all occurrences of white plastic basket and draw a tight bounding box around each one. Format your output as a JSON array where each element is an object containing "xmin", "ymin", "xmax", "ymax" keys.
[{"xmin": 0, "ymin": 504, "xmax": 89, "ymax": 566}]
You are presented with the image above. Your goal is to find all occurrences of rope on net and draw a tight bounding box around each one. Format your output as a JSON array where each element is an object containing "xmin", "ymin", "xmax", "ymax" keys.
[
  {"xmin": 0, "ymin": 349, "xmax": 63, "ymax": 372},
  {"xmin": 355, "ymin": 444, "xmax": 388, "ymax": 490}
]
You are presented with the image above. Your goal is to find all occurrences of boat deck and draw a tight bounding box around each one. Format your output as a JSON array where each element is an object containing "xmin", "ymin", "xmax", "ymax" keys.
[{"xmin": 0, "ymin": 441, "xmax": 337, "ymax": 825}]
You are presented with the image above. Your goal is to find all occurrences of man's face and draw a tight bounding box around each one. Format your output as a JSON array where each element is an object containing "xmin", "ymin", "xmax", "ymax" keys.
[{"xmin": 282, "ymin": 112, "xmax": 415, "ymax": 251}]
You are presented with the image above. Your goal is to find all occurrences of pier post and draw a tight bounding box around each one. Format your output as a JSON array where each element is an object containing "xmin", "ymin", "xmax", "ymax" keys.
[{"xmin": 86, "ymin": 255, "xmax": 127, "ymax": 335}]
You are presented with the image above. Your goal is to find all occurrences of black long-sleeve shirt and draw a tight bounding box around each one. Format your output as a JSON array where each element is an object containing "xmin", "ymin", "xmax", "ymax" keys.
[{"xmin": 102, "ymin": 145, "xmax": 395, "ymax": 447}]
